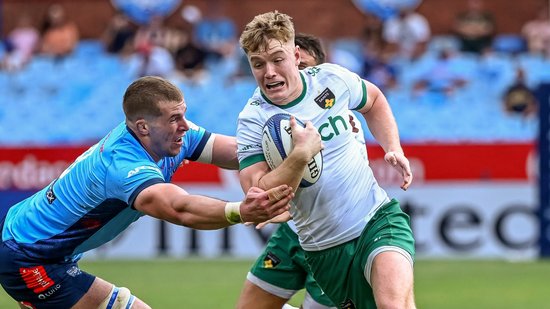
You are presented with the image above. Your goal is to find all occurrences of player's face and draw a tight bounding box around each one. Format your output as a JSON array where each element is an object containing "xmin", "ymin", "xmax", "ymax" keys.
[
  {"xmin": 248, "ymin": 39, "xmax": 302, "ymax": 105},
  {"xmin": 147, "ymin": 99, "xmax": 189, "ymax": 161},
  {"xmin": 298, "ymin": 48, "xmax": 318, "ymax": 69}
]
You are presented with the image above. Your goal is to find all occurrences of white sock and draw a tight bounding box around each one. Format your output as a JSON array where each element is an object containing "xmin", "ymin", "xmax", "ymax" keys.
[{"xmin": 282, "ymin": 304, "xmax": 299, "ymax": 309}]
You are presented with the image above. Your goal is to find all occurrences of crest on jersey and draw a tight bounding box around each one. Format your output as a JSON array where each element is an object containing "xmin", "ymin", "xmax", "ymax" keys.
[
  {"xmin": 263, "ymin": 251, "xmax": 281, "ymax": 268},
  {"xmin": 46, "ymin": 181, "xmax": 57, "ymax": 204},
  {"xmin": 314, "ymin": 88, "xmax": 336, "ymax": 109}
]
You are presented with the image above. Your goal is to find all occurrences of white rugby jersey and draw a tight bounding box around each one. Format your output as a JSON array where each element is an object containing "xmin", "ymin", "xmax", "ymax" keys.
[{"xmin": 237, "ymin": 63, "xmax": 390, "ymax": 251}]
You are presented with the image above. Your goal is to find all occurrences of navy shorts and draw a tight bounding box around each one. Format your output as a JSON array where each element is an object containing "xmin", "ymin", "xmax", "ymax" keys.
[{"xmin": 0, "ymin": 240, "xmax": 95, "ymax": 309}]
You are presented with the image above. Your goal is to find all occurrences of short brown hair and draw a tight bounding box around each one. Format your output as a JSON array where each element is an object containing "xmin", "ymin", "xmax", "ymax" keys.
[
  {"xmin": 123, "ymin": 76, "xmax": 183, "ymax": 121},
  {"xmin": 295, "ymin": 33, "xmax": 326, "ymax": 64},
  {"xmin": 239, "ymin": 11, "xmax": 295, "ymax": 55}
]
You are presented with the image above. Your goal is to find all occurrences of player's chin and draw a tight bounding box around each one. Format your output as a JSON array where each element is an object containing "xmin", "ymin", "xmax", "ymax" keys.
[{"xmin": 167, "ymin": 145, "xmax": 182, "ymax": 157}]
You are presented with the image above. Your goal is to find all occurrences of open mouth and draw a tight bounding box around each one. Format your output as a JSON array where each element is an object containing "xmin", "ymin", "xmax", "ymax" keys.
[
  {"xmin": 175, "ymin": 137, "xmax": 183, "ymax": 143},
  {"xmin": 266, "ymin": 81, "xmax": 284, "ymax": 89}
]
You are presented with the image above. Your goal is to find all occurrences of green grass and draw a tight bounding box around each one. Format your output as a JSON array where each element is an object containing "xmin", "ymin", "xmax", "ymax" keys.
[{"xmin": 1, "ymin": 259, "xmax": 549, "ymax": 308}]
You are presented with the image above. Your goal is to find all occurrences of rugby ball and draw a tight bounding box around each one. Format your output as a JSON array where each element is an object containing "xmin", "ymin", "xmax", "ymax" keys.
[{"xmin": 261, "ymin": 113, "xmax": 323, "ymax": 188}]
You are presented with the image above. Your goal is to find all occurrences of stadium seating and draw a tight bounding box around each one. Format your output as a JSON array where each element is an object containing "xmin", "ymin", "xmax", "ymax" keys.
[{"xmin": 0, "ymin": 38, "xmax": 546, "ymax": 146}]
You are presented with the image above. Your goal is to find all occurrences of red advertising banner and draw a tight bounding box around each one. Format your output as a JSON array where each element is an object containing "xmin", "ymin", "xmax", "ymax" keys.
[
  {"xmin": 368, "ymin": 142, "xmax": 537, "ymax": 184},
  {"xmin": 0, "ymin": 142, "xmax": 536, "ymax": 190}
]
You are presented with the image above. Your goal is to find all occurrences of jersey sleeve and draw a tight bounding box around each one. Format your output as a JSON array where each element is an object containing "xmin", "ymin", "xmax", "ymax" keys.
[
  {"xmin": 179, "ymin": 119, "xmax": 211, "ymax": 162},
  {"xmin": 236, "ymin": 101, "xmax": 266, "ymax": 170},
  {"xmin": 106, "ymin": 149, "xmax": 165, "ymax": 209},
  {"xmin": 323, "ymin": 63, "xmax": 368, "ymax": 111}
]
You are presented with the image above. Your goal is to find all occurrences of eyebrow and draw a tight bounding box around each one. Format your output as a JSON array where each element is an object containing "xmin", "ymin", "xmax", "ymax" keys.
[{"xmin": 250, "ymin": 50, "xmax": 285, "ymax": 61}]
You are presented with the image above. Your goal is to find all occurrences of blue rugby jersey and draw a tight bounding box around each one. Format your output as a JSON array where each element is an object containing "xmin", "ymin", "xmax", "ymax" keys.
[{"xmin": 1, "ymin": 121, "xmax": 210, "ymax": 262}]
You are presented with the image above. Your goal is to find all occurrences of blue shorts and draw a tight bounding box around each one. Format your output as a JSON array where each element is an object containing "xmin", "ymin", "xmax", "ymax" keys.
[{"xmin": 0, "ymin": 239, "xmax": 95, "ymax": 309}]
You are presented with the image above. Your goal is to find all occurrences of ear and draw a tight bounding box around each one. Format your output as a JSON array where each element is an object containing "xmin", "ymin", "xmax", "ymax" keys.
[
  {"xmin": 295, "ymin": 45, "xmax": 301, "ymax": 66},
  {"xmin": 135, "ymin": 119, "xmax": 149, "ymax": 136}
]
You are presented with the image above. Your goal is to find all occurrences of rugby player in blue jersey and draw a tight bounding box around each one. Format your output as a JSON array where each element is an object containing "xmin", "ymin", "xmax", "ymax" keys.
[{"xmin": 0, "ymin": 76, "xmax": 293, "ymax": 309}]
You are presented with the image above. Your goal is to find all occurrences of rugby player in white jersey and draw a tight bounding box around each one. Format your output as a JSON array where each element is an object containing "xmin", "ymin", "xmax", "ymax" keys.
[
  {"xmin": 238, "ymin": 32, "xmax": 370, "ymax": 309},
  {"xmin": 235, "ymin": 11, "xmax": 416, "ymax": 309}
]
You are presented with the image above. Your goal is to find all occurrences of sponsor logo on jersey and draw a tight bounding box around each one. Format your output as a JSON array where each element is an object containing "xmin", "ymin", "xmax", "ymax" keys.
[
  {"xmin": 240, "ymin": 144, "xmax": 260, "ymax": 152},
  {"xmin": 66, "ymin": 266, "xmax": 82, "ymax": 277},
  {"xmin": 19, "ymin": 266, "xmax": 55, "ymax": 294},
  {"xmin": 305, "ymin": 66, "xmax": 321, "ymax": 76},
  {"xmin": 38, "ymin": 284, "xmax": 61, "ymax": 300},
  {"xmin": 314, "ymin": 88, "xmax": 336, "ymax": 109},
  {"xmin": 127, "ymin": 165, "xmax": 160, "ymax": 178},
  {"xmin": 318, "ymin": 115, "xmax": 349, "ymax": 141},
  {"xmin": 250, "ymin": 100, "xmax": 261, "ymax": 106},
  {"xmin": 340, "ymin": 298, "xmax": 356, "ymax": 309},
  {"xmin": 263, "ymin": 251, "xmax": 281, "ymax": 268}
]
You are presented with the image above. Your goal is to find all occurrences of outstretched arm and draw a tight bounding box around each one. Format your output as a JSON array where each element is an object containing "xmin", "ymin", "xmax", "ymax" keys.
[
  {"xmin": 359, "ymin": 80, "xmax": 413, "ymax": 190},
  {"xmin": 133, "ymin": 183, "xmax": 293, "ymax": 230}
]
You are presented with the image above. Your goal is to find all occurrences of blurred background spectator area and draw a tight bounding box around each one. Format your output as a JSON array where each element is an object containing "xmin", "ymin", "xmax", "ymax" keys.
[
  {"xmin": 0, "ymin": 0, "xmax": 548, "ymax": 145},
  {"xmin": 0, "ymin": 0, "xmax": 545, "ymax": 41}
]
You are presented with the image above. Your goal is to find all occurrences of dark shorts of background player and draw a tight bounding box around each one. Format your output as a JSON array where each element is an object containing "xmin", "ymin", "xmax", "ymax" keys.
[
  {"xmin": 0, "ymin": 228, "xmax": 95, "ymax": 309},
  {"xmin": 304, "ymin": 199, "xmax": 415, "ymax": 309},
  {"xmin": 249, "ymin": 222, "xmax": 335, "ymax": 307}
]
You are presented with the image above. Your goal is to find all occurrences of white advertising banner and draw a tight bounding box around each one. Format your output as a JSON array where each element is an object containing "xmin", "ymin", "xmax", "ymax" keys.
[{"xmin": 85, "ymin": 171, "xmax": 539, "ymax": 260}]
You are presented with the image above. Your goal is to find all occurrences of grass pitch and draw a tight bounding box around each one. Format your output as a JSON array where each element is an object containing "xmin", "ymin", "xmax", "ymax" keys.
[{"xmin": 1, "ymin": 258, "xmax": 549, "ymax": 308}]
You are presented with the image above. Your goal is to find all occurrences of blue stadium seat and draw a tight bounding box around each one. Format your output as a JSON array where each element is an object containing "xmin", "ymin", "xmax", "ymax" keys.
[
  {"xmin": 1, "ymin": 35, "xmax": 544, "ymax": 146},
  {"xmin": 492, "ymin": 34, "xmax": 527, "ymax": 54}
]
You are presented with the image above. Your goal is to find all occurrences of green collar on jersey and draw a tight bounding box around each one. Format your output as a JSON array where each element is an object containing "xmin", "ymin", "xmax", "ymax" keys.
[{"xmin": 260, "ymin": 72, "xmax": 307, "ymax": 109}]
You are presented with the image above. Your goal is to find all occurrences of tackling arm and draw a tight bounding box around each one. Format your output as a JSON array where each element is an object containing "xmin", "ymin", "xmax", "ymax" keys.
[{"xmin": 133, "ymin": 182, "xmax": 293, "ymax": 229}]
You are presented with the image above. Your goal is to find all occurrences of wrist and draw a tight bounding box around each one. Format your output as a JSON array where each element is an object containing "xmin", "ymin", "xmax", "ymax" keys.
[
  {"xmin": 224, "ymin": 202, "xmax": 242, "ymax": 224},
  {"xmin": 290, "ymin": 146, "xmax": 314, "ymax": 163},
  {"xmin": 386, "ymin": 148, "xmax": 404, "ymax": 155}
]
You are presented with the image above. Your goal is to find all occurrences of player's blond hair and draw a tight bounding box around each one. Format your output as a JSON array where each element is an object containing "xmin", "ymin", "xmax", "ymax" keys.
[
  {"xmin": 123, "ymin": 76, "xmax": 183, "ymax": 121},
  {"xmin": 239, "ymin": 11, "xmax": 295, "ymax": 55}
]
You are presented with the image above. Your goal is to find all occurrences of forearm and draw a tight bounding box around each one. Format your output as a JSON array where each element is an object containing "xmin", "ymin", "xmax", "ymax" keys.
[
  {"xmin": 259, "ymin": 154, "xmax": 306, "ymax": 191},
  {"xmin": 170, "ymin": 194, "xmax": 236, "ymax": 230},
  {"xmin": 136, "ymin": 184, "xmax": 237, "ymax": 230}
]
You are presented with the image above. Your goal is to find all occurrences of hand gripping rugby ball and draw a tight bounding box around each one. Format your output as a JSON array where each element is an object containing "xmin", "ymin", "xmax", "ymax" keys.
[{"xmin": 261, "ymin": 113, "xmax": 323, "ymax": 188}]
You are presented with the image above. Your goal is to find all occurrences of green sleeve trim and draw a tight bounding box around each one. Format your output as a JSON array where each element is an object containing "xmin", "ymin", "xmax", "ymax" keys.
[
  {"xmin": 354, "ymin": 80, "xmax": 368, "ymax": 111},
  {"xmin": 239, "ymin": 153, "xmax": 266, "ymax": 170}
]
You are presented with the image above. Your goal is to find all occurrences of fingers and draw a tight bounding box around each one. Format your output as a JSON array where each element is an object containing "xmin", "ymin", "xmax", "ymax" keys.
[
  {"xmin": 242, "ymin": 185, "xmax": 293, "ymax": 224},
  {"xmin": 289, "ymin": 115, "xmax": 299, "ymax": 131},
  {"xmin": 267, "ymin": 189, "xmax": 293, "ymax": 215},
  {"xmin": 255, "ymin": 221, "xmax": 270, "ymax": 229},
  {"xmin": 248, "ymin": 186, "xmax": 264, "ymax": 194},
  {"xmin": 256, "ymin": 211, "xmax": 292, "ymax": 229},
  {"xmin": 402, "ymin": 168, "xmax": 413, "ymax": 190},
  {"xmin": 385, "ymin": 151, "xmax": 413, "ymax": 191},
  {"xmin": 266, "ymin": 184, "xmax": 292, "ymax": 201}
]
